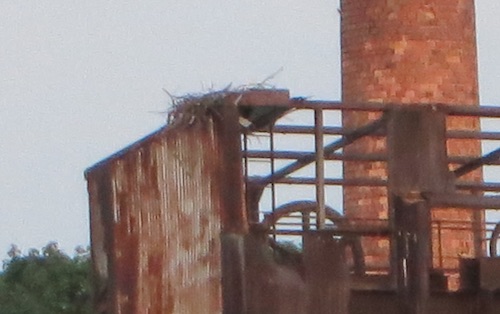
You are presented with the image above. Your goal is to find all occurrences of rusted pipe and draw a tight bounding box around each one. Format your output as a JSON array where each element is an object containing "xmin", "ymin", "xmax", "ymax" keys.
[
  {"xmin": 315, "ymin": 108, "xmax": 326, "ymax": 230},
  {"xmin": 453, "ymin": 147, "xmax": 500, "ymax": 178},
  {"xmin": 254, "ymin": 125, "xmax": 500, "ymax": 141},
  {"xmin": 289, "ymin": 99, "xmax": 500, "ymax": 118},
  {"xmin": 255, "ymin": 114, "xmax": 388, "ymax": 185}
]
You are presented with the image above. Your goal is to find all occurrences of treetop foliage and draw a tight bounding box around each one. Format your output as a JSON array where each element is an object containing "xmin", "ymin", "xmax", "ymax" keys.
[{"xmin": 0, "ymin": 242, "xmax": 92, "ymax": 314}]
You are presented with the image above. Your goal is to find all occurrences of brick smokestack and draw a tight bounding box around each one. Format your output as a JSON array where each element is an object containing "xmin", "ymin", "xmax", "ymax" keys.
[{"xmin": 341, "ymin": 0, "xmax": 482, "ymax": 276}]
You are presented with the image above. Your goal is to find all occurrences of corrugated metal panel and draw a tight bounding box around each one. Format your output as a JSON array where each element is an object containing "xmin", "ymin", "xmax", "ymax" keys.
[
  {"xmin": 86, "ymin": 92, "xmax": 298, "ymax": 313},
  {"xmin": 87, "ymin": 120, "xmax": 228, "ymax": 313}
]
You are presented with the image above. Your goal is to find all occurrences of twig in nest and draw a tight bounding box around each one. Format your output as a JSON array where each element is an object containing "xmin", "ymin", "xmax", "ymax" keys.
[
  {"xmin": 259, "ymin": 67, "xmax": 284, "ymax": 87},
  {"xmin": 161, "ymin": 71, "xmax": 285, "ymax": 128}
]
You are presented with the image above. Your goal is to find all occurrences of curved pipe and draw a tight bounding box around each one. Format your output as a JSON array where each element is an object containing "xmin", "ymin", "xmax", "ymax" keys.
[{"xmin": 260, "ymin": 200, "xmax": 366, "ymax": 276}]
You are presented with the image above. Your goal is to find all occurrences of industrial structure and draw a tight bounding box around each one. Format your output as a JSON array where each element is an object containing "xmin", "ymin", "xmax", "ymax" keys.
[{"xmin": 86, "ymin": 1, "xmax": 500, "ymax": 313}]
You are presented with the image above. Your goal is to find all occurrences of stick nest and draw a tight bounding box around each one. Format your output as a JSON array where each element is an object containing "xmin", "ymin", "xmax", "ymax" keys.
[{"xmin": 164, "ymin": 69, "xmax": 283, "ymax": 128}]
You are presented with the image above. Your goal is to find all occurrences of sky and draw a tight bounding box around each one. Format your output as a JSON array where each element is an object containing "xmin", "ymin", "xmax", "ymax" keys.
[{"xmin": 1, "ymin": 1, "xmax": 500, "ymax": 256}]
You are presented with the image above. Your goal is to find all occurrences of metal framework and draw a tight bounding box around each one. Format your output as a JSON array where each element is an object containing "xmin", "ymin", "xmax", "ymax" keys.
[
  {"xmin": 85, "ymin": 88, "xmax": 500, "ymax": 313},
  {"xmin": 242, "ymin": 99, "xmax": 500, "ymax": 314}
]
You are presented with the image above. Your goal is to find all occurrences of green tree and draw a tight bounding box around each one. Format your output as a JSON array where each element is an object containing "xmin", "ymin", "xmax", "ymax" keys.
[{"xmin": 0, "ymin": 242, "xmax": 92, "ymax": 314}]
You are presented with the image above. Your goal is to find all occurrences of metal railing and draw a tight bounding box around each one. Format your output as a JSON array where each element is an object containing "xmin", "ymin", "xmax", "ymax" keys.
[{"xmin": 241, "ymin": 101, "xmax": 500, "ymax": 278}]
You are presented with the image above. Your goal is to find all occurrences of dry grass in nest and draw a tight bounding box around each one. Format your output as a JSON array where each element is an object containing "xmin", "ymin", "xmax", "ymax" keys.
[{"xmin": 163, "ymin": 68, "xmax": 284, "ymax": 128}]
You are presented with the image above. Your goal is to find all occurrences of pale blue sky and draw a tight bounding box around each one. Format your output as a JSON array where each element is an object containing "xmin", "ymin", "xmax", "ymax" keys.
[{"xmin": 1, "ymin": 1, "xmax": 500, "ymax": 255}]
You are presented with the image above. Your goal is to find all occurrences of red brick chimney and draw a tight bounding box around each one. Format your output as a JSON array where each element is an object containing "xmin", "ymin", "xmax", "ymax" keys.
[{"xmin": 341, "ymin": 0, "xmax": 482, "ymax": 277}]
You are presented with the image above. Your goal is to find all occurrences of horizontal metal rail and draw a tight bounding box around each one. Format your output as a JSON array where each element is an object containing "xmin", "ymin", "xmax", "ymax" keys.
[
  {"xmin": 269, "ymin": 227, "xmax": 390, "ymax": 237},
  {"xmin": 456, "ymin": 181, "xmax": 500, "ymax": 192},
  {"xmin": 244, "ymin": 151, "xmax": 386, "ymax": 162},
  {"xmin": 253, "ymin": 115, "xmax": 388, "ymax": 185},
  {"xmin": 447, "ymin": 130, "xmax": 500, "ymax": 140},
  {"xmin": 252, "ymin": 125, "xmax": 500, "ymax": 141},
  {"xmin": 249, "ymin": 176, "xmax": 388, "ymax": 187},
  {"xmin": 270, "ymin": 222, "xmax": 496, "ymax": 236},
  {"xmin": 423, "ymin": 193, "xmax": 500, "ymax": 209},
  {"xmin": 269, "ymin": 219, "xmax": 499, "ymax": 236},
  {"xmin": 248, "ymin": 176, "xmax": 500, "ymax": 192},
  {"xmin": 288, "ymin": 99, "xmax": 500, "ymax": 118},
  {"xmin": 244, "ymin": 150, "xmax": 500, "ymax": 166}
]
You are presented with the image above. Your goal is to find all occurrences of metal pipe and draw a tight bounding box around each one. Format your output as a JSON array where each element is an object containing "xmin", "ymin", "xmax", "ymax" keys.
[
  {"xmin": 414, "ymin": 201, "xmax": 431, "ymax": 314},
  {"xmin": 244, "ymin": 150, "xmax": 500, "ymax": 166},
  {"xmin": 254, "ymin": 125, "xmax": 500, "ymax": 141},
  {"xmin": 453, "ymin": 147, "xmax": 500, "ymax": 177},
  {"xmin": 423, "ymin": 193, "xmax": 500, "ymax": 209},
  {"xmin": 244, "ymin": 150, "xmax": 386, "ymax": 162},
  {"xmin": 289, "ymin": 99, "xmax": 500, "ymax": 118},
  {"xmin": 456, "ymin": 181, "xmax": 500, "ymax": 192},
  {"xmin": 248, "ymin": 176, "xmax": 500, "ymax": 193},
  {"xmin": 243, "ymin": 132, "xmax": 250, "ymax": 215},
  {"xmin": 437, "ymin": 221, "xmax": 443, "ymax": 269},
  {"xmin": 269, "ymin": 227, "xmax": 390, "ymax": 236},
  {"xmin": 255, "ymin": 114, "xmax": 388, "ymax": 185},
  {"xmin": 447, "ymin": 130, "xmax": 500, "ymax": 140},
  {"xmin": 255, "ymin": 125, "xmax": 345, "ymax": 135},
  {"xmin": 450, "ymin": 155, "xmax": 500, "ymax": 166},
  {"xmin": 270, "ymin": 125, "xmax": 277, "ymax": 240},
  {"xmin": 315, "ymin": 108, "xmax": 326, "ymax": 230},
  {"xmin": 255, "ymin": 177, "xmax": 387, "ymax": 187}
]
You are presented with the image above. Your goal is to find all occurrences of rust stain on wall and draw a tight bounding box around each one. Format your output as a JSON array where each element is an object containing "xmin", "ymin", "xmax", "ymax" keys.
[{"xmin": 86, "ymin": 120, "xmax": 230, "ymax": 313}]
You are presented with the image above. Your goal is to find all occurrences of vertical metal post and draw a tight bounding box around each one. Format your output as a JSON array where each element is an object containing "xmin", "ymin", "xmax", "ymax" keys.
[
  {"xmin": 270, "ymin": 125, "xmax": 277, "ymax": 240},
  {"xmin": 473, "ymin": 190, "xmax": 485, "ymax": 257},
  {"xmin": 387, "ymin": 109, "xmax": 448, "ymax": 313},
  {"xmin": 413, "ymin": 201, "xmax": 431, "ymax": 314},
  {"xmin": 394, "ymin": 198, "xmax": 431, "ymax": 314},
  {"xmin": 302, "ymin": 212, "xmax": 311, "ymax": 231},
  {"xmin": 314, "ymin": 108, "xmax": 325, "ymax": 230},
  {"xmin": 221, "ymin": 234, "xmax": 246, "ymax": 314},
  {"xmin": 437, "ymin": 221, "xmax": 443, "ymax": 269},
  {"xmin": 243, "ymin": 133, "xmax": 249, "ymax": 214},
  {"xmin": 215, "ymin": 104, "xmax": 249, "ymax": 314}
]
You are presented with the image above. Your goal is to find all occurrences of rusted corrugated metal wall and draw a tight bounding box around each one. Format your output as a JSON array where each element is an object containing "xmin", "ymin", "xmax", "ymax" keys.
[{"xmin": 87, "ymin": 120, "xmax": 231, "ymax": 313}]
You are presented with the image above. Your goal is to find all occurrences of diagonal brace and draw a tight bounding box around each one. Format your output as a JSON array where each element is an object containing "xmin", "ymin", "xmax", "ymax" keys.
[{"xmin": 254, "ymin": 112, "xmax": 388, "ymax": 185}]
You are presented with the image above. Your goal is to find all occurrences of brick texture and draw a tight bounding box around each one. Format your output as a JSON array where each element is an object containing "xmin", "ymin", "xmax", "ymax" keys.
[{"xmin": 340, "ymin": 0, "xmax": 482, "ymax": 276}]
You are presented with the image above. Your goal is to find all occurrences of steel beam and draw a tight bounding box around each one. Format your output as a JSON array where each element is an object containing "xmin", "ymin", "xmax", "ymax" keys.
[
  {"xmin": 254, "ymin": 114, "xmax": 388, "ymax": 185},
  {"xmin": 423, "ymin": 193, "xmax": 500, "ymax": 210},
  {"xmin": 393, "ymin": 198, "xmax": 431, "ymax": 314},
  {"xmin": 314, "ymin": 109, "xmax": 326, "ymax": 229},
  {"xmin": 453, "ymin": 147, "xmax": 500, "ymax": 178},
  {"xmin": 251, "ymin": 125, "xmax": 500, "ymax": 141},
  {"xmin": 288, "ymin": 99, "xmax": 500, "ymax": 118}
]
